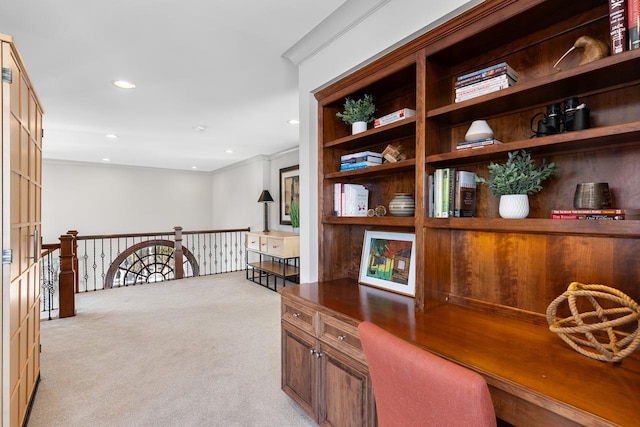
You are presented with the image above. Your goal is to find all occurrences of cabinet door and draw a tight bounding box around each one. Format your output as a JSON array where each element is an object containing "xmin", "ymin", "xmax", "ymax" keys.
[
  {"xmin": 318, "ymin": 343, "xmax": 376, "ymax": 427},
  {"xmin": 281, "ymin": 322, "xmax": 318, "ymax": 422}
]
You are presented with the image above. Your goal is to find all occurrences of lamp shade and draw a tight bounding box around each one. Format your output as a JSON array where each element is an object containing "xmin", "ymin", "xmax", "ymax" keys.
[{"xmin": 257, "ymin": 190, "xmax": 274, "ymax": 203}]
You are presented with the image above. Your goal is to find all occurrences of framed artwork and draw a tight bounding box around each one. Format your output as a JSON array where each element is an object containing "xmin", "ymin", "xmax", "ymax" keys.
[
  {"xmin": 359, "ymin": 231, "xmax": 416, "ymax": 297},
  {"xmin": 279, "ymin": 165, "xmax": 300, "ymax": 225}
]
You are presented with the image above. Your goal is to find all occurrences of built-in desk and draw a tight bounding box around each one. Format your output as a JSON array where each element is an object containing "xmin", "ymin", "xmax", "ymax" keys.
[
  {"xmin": 246, "ymin": 231, "xmax": 299, "ymax": 291},
  {"xmin": 280, "ymin": 279, "xmax": 640, "ymax": 427}
]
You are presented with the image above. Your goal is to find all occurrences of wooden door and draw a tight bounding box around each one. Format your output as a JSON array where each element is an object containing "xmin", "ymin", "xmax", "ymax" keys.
[
  {"xmin": 281, "ymin": 322, "xmax": 318, "ymax": 422},
  {"xmin": 1, "ymin": 35, "xmax": 43, "ymax": 427}
]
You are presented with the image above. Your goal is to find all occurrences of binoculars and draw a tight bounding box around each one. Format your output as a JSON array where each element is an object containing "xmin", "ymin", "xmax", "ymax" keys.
[{"xmin": 534, "ymin": 97, "xmax": 590, "ymax": 137}]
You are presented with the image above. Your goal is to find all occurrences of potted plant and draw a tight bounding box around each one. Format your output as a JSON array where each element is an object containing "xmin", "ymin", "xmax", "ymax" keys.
[
  {"xmin": 336, "ymin": 94, "xmax": 375, "ymax": 134},
  {"xmin": 475, "ymin": 149, "xmax": 558, "ymax": 218},
  {"xmin": 289, "ymin": 200, "xmax": 300, "ymax": 234}
]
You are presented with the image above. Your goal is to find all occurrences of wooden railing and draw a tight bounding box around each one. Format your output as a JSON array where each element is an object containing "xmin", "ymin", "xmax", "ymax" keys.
[{"xmin": 45, "ymin": 227, "xmax": 250, "ymax": 318}]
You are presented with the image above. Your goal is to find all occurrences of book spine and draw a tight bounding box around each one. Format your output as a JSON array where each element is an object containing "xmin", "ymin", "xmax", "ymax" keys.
[
  {"xmin": 456, "ymin": 139, "xmax": 503, "ymax": 150},
  {"xmin": 629, "ymin": 0, "xmax": 640, "ymax": 50},
  {"xmin": 455, "ymin": 74, "xmax": 515, "ymax": 97},
  {"xmin": 456, "ymin": 62, "xmax": 518, "ymax": 82},
  {"xmin": 454, "ymin": 66, "xmax": 517, "ymax": 89},
  {"xmin": 428, "ymin": 174, "xmax": 434, "ymax": 218},
  {"xmin": 341, "ymin": 155, "xmax": 383, "ymax": 164},
  {"xmin": 551, "ymin": 214, "xmax": 625, "ymax": 220},
  {"xmin": 340, "ymin": 151, "xmax": 382, "ymax": 161},
  {"xmin": 448, "ymin": 168, "xmax": 457, "ymax": 217},
  {"xmin": 334, "ymin": 183, "xmax": 342, "ymax": 216},
  {"xmin": 441, "ymin": 168, "xmax": 450, "ymax": 218},
  {"xmin": 374, "ymin": 109, "xmax": 416, "ymax": 128},
  {"xmin": 434, "ymin": 169, "xmax": 443, "ymax": 218},
  {"xmin": 550, "ymin": 209, "xmax": 628, "ymax": 214},
  {"xmin": 340, "ymin": 161, "xmax": 381, "ymax": 171},
  {"xmin": 610, "ymin": 0, "xmax": 628, "ymax": 54}
]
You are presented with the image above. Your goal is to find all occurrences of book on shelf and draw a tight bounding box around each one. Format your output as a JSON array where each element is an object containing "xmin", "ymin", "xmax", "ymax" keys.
[
  {"xmin": 334, "ymin": 183, "xmax": 369, "ymax": 216},
  {"xmin": 373, "ymin": 108, "xmax": 416, "ymax": 128},
  {"xmin": 341, "ymin": 155, "xmax": 383, "ymax": 164},
  {"xmin": 456, "ymin": 138, "xmax": 503, "ymax": 150},
  {"xmin": 455, "ymin": 74, "xmax": 516, "ymax": 103},
  {"xmin": 550, "ymin": 208, "xmax": 640, "ymax": 219},
  {"xmin": 455, "ymin": 63, "xmax": 518, "ymax": 89},
  {"xmin": 430, "ymin": 168, "xmax": 477, "ymax": 218},
  {"xmin": 454, "ymin": 171, "xmax": 477, "ymax": 217},
  {"xmin": 339, "ymin": 161, "xmax": 382, "ymax": 171},
  {"xmin": 456, "ymin": 62, "xmax": 519, "ymax": 84},
  {"xmin": 629, "ymin": 0, "xmax": 640, "ymax": 50},
  {"xmin": 609, "ymin": 0, "xmax": 628, "ymax": 54},
  {"xmin": 340, "ymin": 151, "xmax": 382, "ymax": 162}
]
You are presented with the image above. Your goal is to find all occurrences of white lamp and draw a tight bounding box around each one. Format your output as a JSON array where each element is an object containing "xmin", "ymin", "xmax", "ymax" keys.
[{"xmin": 465, "ymin": 120, "xmax": 494, "ymax": 141}]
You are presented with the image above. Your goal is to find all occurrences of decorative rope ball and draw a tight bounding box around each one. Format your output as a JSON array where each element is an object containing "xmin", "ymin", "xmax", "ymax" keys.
[{"xmin": 546, "ymin": 282, "xmax": 640, "ymax": 363}]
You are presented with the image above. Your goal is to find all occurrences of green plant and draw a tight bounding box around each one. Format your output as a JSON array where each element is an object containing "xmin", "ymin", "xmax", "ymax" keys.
[
  {"xmin": 289, "ymin": 200, "xmax": 300, "ymax": 228},
  {"xmin": 475, "ymin": 150, "xmax": 559, "ymax": 196},
  {"xmin": 336, "ymin": 94, "xmax": 375, "ymax": 124}
]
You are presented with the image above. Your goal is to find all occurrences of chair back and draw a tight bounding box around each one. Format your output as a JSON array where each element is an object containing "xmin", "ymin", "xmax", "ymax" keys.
[{"xmin": 358, "ymin": 321, "xmax": 497, "ymax": 427}]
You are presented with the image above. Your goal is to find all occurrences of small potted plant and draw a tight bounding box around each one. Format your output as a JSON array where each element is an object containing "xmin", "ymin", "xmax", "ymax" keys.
[
  {"xmin": 336, "ymin": 94, "xmax": 375, "ymax": 134},
  {"xmin": 289, "ymin": 200, "xmax": 300, "ymax": 234},
  {"xmin": 475, "ymin": 149, "xmax": 558, "ymax": 218}
]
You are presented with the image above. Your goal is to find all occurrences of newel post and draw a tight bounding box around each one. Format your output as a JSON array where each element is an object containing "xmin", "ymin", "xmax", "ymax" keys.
[
  {"xmin": 59, "ymin": 233, "xmax": 76, "ymax": 318},
  {"xmin": 174, "ymin": 226, "xmax": 184, "ymax": 279}
]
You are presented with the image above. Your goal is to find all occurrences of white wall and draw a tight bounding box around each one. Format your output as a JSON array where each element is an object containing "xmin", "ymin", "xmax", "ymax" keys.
[
  {"xmin": 42, "ymin": 160, "xmax": 213, "ymax": 243},
  {"xmin": 269, "ymin": 148, "xmax": 300, "ymax": 233},
  {"xmin": 297, "ymin": 0, "xmax": 481, "ymax": 282}
]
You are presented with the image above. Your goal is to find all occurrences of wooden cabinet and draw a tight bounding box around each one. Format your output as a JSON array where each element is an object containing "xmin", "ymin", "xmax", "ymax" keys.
[
  {"xmin": 245, "ymin": 231, "xmax": 299, "ymax": 290},
  {"xmin": 281, "ymin": 295, "xmax": 376, "ymax": 427},
  {"xmin": 1, "ymin": 33, "xmax": 44, "ymax": 427},
  {"xmin": 306, "ymin": 0, "xmax": 640, "ymax": 426}
]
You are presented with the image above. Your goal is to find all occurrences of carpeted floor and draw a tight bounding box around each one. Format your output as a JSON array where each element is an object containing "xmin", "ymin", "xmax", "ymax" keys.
[{"xmin": 28, "ymin": 272, "xmax": 316, "ymax": 427}]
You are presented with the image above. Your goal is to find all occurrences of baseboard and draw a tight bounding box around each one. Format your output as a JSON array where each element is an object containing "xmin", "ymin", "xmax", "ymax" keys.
[{"xmin": 23, "ymin": 372, "xmax": 41, "ymax": 427}]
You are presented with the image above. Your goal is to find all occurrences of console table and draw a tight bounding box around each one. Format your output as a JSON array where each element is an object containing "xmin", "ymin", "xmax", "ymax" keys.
[{"xmin": 245, "ymin": 231, "xmax": 299, "ymax": 291}]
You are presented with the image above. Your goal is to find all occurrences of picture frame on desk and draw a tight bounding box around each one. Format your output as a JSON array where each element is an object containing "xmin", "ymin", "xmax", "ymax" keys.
[
  {"xmin": 279, "ymin": 165, "xmax": 299, "ymax": 225},
  {"xmin": 359, "ymin": 231, "xmax": 416, "ymax": 297}
]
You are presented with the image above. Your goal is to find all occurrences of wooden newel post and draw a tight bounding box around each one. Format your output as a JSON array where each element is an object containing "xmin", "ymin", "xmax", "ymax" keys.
[
  {"xmin": 67, "ymin": 230, "xmax": 79, "ymax": 293},
  {"xmin": 59, "ymin": 234, "xmax": 76, "ymax": 318},
  {"xmin": 174, "ymin": 226, "xmax": 184, "ymax": 279}
]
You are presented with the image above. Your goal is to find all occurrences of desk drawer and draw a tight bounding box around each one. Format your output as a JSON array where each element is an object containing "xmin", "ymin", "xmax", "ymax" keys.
[
  {"xmin": 281, "ymin": 300, "xmax": 316, "ymax": 336},
  {"xmin": 267, "ymin": 237, "xmax": 285, "ymax": 257},
  {"xmin": 246, "ymin": 234, "xmax": 260, "ymax": 251},
  {"xmin": 319, "ymin": 314, "xmax": 366, "ymax": 365}
]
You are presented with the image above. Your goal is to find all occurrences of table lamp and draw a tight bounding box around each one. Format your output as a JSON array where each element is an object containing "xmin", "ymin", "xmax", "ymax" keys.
[{"xmin": 257, "ymin": 190, "xmax": 274, "ymax": 232}]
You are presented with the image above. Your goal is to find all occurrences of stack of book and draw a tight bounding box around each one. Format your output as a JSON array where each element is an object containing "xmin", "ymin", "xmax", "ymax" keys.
[
  {"xmin": 456, "ymin": 137, "xmax": 503, "ymax": 150},
  {"xmin": 373, "ymin": 108, "xmax": 416, "ymax": 128},
  {"xmin": 334, "ymin": 183, "xmax": 369, "ymax": 216},
  {"xmin": 429, "ymin": 168, "xmax": 477, "ymax": 218},
  {"xmin": 454, "ymin": 62, "xmax": 518, "ymax": 103},
  {"xmin": 340, "ymin": 151, "xmax": 383, "ymax": 171},
  {"xmin": 550, "ymin": 208, "xmax": 640, "ymax": 220}
]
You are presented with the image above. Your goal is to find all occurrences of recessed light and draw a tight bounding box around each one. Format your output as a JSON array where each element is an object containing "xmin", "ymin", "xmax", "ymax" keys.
[
  {"xmin": 191, "ymin": 166, "xmax": 198, "ymax": 170},
  {"xmin": 287, "ymin": 119, "xmax": 300, "ymax": 125},
  {"xmin": 113, "ymin": 80, "xmax": 136, "ymax": 89},
  {"xmin": 105, "ymin": 134, "xmax": 118, "ymax": 139},
  {"xmin": 193, "ymin": 125, "xmax": 206, "ymax": 132},
  {"xmin": 102, "ymin": 158, "xmax": 111, "ymax": 162},
  {"xmin": 225, "ymin": 149, "xmax": 234, "ymax": 154}
]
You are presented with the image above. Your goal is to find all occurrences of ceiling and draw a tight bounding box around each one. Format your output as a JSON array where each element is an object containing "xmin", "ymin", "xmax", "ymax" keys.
[{"xmin": 0, "ymin": 0, "xmax": 350, "ymax": 172}]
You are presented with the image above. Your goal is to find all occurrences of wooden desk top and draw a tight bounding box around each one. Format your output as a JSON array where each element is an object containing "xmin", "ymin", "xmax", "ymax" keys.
[{"xmin": 280, "ymin": 279, "xmax": 640, "ymax": 427}]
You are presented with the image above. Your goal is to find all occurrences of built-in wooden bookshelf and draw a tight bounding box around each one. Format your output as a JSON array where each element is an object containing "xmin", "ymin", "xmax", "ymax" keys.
[{"xmin": 289, "ymin": 0, "xmax": 640, "ymax": 425}]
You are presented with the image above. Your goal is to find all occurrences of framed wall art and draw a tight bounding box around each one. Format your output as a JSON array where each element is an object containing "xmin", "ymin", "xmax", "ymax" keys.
[
  {"xmin": 359, "ymin": 231, "xmax": 416, "ymax": 297},
  {"xmin": 279, "ymin": 165, "xmax": 299, "ymax": 225}
]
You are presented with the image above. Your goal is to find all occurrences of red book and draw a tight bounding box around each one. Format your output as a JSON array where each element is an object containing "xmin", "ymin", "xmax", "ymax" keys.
[
  {"xmin": 610, "ymin": 0, "xmax": 627, "ymax": 54},
  {"xmin": 628, "ymin": 0, "xmax": 640, "ymax": 50}
]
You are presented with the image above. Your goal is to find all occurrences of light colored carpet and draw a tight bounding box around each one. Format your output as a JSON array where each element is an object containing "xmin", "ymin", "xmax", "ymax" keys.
[{"xmin": 28, "ymin": 272, "xmax": 316, "ymax": 427}]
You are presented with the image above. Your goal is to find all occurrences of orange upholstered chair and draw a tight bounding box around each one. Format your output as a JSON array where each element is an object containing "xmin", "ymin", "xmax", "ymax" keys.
[{"xmin": 358, "ymin": 321, "xmax": 497, "ymax": 427}]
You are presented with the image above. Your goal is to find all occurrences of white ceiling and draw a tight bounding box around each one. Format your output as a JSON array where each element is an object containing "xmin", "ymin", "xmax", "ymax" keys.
[{"xmin": 0, "ymin": 0, "xmax": 350, "ymax": 172}]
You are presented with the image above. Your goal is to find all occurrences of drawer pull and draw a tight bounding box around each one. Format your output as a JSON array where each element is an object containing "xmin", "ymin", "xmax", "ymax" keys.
[
  {"xmin": 338, "ymin": 335, "xmax": 346, "ymax": 341},
  {"xmin": 314, "ymin": 352, "xmax": 324, "ymax": 359},
  {"xmin": 310, "ymin": 349, "xmax": 316, "ymax": 355},
  {"xmin": 272, "ymin": 245, "xmax": 279, "ymax": 248},
  {"xmin": 292, "ymin": 312, "xmax": 301, "ymax": 318}
]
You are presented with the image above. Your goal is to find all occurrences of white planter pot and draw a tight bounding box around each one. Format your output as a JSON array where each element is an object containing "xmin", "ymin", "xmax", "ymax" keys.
[
  {"xmin": 352, "ymin": 121, "xmax": 367, "ymax": 134},
  {"xmin": 499, "ymin": 194, "xmax": 529, "ymax": 219}
]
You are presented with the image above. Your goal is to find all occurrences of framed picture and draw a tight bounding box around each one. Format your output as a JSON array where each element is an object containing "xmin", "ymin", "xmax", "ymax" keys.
[
  {"xmin": 280, "ymin": 165, "xmax": 300, "ymax": 225},
  {"xmin": 359, "ymin": 231, "xmax": 416, "ymax": 297}
]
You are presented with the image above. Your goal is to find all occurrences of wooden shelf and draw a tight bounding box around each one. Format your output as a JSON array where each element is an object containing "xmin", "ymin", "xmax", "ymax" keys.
[
  {"xmin": 425, "ymin": 217, "xmax": 640, "ymax": 238},
  {"xmin": 248, "ymin": 261, "xmax": 299, "ymax": 278},
  {"xmin": 323, "ymin": 215, "xmax": 415, "ymax": 227},
  {"xmin": 324, "ymin": 117, "xmax": 416, "ymax": 150},
  {"xmin": 426, "ymin": 121, "xmax": 640, "ymax": 165}
]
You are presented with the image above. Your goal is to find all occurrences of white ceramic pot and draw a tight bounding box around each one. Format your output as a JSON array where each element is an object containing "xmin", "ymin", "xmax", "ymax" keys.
[
  {"xmin": 352, "ymin": 121, "xmax": 367, "ymax": 134},
  {"xmin": 499, "ymin": 194, "xmax": 529, "ymax": 219}
]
